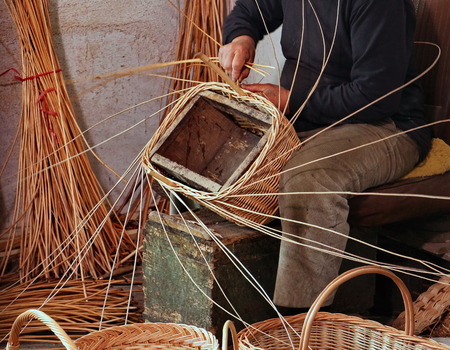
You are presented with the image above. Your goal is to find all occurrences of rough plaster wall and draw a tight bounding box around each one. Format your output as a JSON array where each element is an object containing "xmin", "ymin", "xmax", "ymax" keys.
[{"xmin": 0, "ymin": 0, "xmax": 182, "ymax": 227}]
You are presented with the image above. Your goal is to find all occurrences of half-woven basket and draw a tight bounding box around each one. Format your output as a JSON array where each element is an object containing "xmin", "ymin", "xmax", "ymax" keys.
[
  {"xmin": 393, "ymin": 274, "xmax": 450, "ymax": 335},
  {"xmin": 225, "ymin": 266, "xmax": 449, "ymax": 350},
  {"xmin": 6, "ymin": 309, "xmax": 219, "ymax": 350},
  {"xmin": 141, "ymin": 82, "xmax": 301, "ymax": 226}
]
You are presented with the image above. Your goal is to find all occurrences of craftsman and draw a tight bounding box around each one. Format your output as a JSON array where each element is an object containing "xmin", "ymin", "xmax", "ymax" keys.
[{"xmin": 219, "ymin": 0, "xmax": 431, "ymax": 313}]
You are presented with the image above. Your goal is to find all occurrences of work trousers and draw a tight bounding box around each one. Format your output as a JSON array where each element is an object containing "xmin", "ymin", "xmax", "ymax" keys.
[{"xmin": 274, "ymin": 120, "xmax": 419, "ymax": 308}]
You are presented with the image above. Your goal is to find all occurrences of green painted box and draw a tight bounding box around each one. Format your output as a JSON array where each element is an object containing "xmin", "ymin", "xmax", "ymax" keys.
[{"xmin": 142, "ymin": 209, "xmax": 280, "ymax": 335}]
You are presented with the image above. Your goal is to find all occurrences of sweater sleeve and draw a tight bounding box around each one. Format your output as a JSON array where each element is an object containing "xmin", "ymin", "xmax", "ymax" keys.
[
  {"xmin": 223, "ymin": 0, "xmax": 284, "ymax": 45},
  {"xmin": 298, "ymin": 0, "xmax": 415, "ymax": 125}
]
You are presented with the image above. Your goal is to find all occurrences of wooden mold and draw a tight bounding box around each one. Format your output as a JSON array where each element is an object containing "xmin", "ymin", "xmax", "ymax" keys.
[{"xmin": 150, "ymin": 90, "xmax": 272, "ymax": 192}]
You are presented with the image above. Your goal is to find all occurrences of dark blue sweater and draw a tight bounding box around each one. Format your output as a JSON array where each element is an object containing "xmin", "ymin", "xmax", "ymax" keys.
[{"xmin": 223, "ymin": 0, "xmax": 431, "ymax": 160}]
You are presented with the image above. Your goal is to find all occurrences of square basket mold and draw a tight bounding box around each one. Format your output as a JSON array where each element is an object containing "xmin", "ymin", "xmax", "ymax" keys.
[{"xmin": 149, "ymin": 90, "xmax": 272, "ymax": 192}]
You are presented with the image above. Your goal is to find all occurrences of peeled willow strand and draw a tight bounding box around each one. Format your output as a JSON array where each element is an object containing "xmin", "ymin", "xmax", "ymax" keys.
[
  {"xmin": 1, "ymin": 0, "xmax": 134, "ymax": 282},
  {"xmin": 68, "ymin": 58, "xmax": 270, "ymax": 87}
]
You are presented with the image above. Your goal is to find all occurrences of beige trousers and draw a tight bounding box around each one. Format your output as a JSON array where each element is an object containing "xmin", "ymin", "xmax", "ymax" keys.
[{"xmin": 274, "ymin": 120, "xmax": 419, "ymax": 308}]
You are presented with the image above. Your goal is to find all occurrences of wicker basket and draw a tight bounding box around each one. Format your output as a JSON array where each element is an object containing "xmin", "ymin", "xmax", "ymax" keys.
[
  {"xmin": 393, "ymin": 274, "xmax": 450, "ymax": 335},
  {"xmin": 6, "ymin": 309, "xmax": 219, "ymax": 350},
  {"xmin": 224, "ymin": 266, "xmax": 449, "ymax": 350},
  {"xmin": 142, "ymin": 82, "xmax": 301, "ymax": 226}
]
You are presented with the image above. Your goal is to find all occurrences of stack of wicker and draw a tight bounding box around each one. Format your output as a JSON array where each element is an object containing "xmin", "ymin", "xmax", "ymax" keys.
[
  {"xmin": 1, "ymin": 0, "xmax": 138, "ymax": 344},
  {"xmin": 1, "ymin": 0, "xmax": 133, "ymax": 283}
]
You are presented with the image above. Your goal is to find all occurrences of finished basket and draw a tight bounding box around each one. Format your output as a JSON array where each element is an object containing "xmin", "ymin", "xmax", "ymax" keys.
[
  {"xmin": 224, "ymin": 266, "xmax": 449, "ymax": 350},
  {"xmin": 6, "ymin": 309, "xmax": 219, "ymax": 350}
]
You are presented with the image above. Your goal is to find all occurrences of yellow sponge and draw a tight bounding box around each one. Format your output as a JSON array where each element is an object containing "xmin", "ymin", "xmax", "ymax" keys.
[{"xmin": 403, "ymin": 138, "xmax": 450, "ymax": 179}]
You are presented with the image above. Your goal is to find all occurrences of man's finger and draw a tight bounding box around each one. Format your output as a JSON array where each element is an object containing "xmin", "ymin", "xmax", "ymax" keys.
[{"xmin": 231, "ymin": 54, "xmax": 247, "ymax": 81}]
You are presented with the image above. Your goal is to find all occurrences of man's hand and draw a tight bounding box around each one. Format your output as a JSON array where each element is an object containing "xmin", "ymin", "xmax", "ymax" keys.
[
  {"xmin": 219, "ymin": 35, "xmax": 256, "ymax": 82},
  {"xmin": 243, "ymin": 83, "xmax": 291, "ymax": 113}
]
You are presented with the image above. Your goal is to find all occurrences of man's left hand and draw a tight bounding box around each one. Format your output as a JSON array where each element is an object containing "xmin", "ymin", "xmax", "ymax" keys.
[{"xmin": 243, "ymin": 83, "xmax": 290, "ymax": 114}]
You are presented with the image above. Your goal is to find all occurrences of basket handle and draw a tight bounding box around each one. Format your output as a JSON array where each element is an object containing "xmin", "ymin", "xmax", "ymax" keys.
[
  {"xmin": 299, "ymin": 265, "xmax": 415, "ymax": 350},
  {"xmin": 6, "ymin": 309, "xmax": 77, "ymax": 350},
  {"xmin": 222, "ymin": 320, "xmax": 238, "ymax": 350}
]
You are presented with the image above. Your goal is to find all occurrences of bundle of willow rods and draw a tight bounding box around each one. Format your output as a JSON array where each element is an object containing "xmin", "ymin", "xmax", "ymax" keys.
[
  {"xmin": 1, "ymin": 0, "xmax": 133, "ymax": 281},
  {"xmin": 164, "ymin": 0, "xmax": 234, "ymax": 109},
  {"xmin": 0, "ymin": 279, "xmax": 142, "ymax": 343}
]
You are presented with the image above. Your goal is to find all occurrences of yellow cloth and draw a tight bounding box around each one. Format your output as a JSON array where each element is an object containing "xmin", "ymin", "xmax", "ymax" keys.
[{"xmin": 402, "ymin": 138, "xmax": 450, "ymax": 179}]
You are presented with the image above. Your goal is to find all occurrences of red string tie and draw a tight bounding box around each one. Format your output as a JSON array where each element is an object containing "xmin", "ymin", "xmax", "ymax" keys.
[
  {"xmin": 37, "ymin": 88, "xmax": 59, "ymax": 144},
  {"xmin": 0, "ymin": 68, "xmax": 62, "ymax": 82}
]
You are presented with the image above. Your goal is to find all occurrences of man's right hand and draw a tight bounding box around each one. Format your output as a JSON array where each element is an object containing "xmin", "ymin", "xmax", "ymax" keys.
[{"xmin": 218, "ymin": 35, "xmax": 256, "ymax": 82}]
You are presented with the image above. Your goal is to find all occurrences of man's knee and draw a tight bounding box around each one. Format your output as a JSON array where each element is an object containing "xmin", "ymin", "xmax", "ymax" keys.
[{"xmin": 280, "ymin": 154, "xmax": 342, "ymax": 195}]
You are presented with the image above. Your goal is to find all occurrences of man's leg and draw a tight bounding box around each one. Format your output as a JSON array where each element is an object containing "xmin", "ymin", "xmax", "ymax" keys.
[{"xmin": 273, "ymin": 121, "xmax": 419, "ymax": 308}]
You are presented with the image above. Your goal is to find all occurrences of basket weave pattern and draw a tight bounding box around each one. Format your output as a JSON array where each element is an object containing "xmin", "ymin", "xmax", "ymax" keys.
[
  {"xmin": 75, "ymin": 323, "xmax": 219, "ymax": 350},
  {"xmin": 142, "ymin": 82, "xmax": 301, "ymax": 225},
  {"xmin": 393, "ymin": 274, "xmax": 450, "ymax": 335},
  {"xmin": 238, "ymin": 312, "xmax": 447, "ymax": 350}
]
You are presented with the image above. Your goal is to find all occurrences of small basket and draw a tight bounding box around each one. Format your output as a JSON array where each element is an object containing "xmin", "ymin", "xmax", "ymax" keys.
[
  {"xmin": 224, "ymin": 266, "xmax": 449, "ymax": 350},
  {"xmin": 142, "ymin": 82, "xmax": 301, "ymax": 226},
  {"xmin": 6, "ymin": 309, "xmax": 219, "ymax": 350}
]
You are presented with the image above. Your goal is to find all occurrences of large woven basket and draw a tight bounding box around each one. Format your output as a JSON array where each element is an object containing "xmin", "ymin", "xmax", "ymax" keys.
[
  {"xmin": 6, "ymin": 309, "xmax": 219, "ymax": 350},
  {"xmin": 224, "ymin": 266, "xmax": 449, "ymax": 350},
  {"xmin": 141, "ymin": 82, "xmax": 301, "ymax": 226}
]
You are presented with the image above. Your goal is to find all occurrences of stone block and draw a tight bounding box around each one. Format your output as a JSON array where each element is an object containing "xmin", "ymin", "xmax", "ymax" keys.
[{"xmin": 142, "ymin": 209, "xmax": 280, "ymax": 335}]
